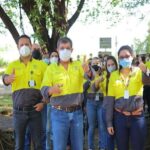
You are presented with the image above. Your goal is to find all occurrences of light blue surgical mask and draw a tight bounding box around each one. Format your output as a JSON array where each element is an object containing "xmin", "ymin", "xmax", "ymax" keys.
[
  {"xmin": 50, "ymin": 57, "xmax": 58, "ymax": 64},
  {"xmin": 119, "ymin": 58, "xmax": 133, "ymax": 68},
  {"xmin": 107, "ymin": 65, "xmax": 116, "ymax": 73},
  {"xmin": 42, "ymin": 58, "xmax": 50, "ymax": 65},
  {"xmin": 59, "ymin": 49, "xmax": 72, "ymax": 62}
]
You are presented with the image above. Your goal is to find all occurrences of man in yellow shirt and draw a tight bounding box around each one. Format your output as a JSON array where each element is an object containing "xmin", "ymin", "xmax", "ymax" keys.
[
  {"xmin": 3, "ymin": 35, "xmax": 47, "ymax": 150},
  {"xmin": 41, "ymin": 37, "xmax": 93, "ymax": 150}
]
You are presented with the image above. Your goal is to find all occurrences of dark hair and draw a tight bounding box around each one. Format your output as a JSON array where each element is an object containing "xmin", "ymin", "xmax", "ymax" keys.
[
  {"xmin": 106, "ymin": 56, "xmax": 118, "ymax": 73},
  {"xmin": 92, "ymin": 57, "xmax": 99, "ymax": 60},
  {"xmin": 50, "ymin": 51, "xmax": 59, "ymax": 57},
  {"xmin": 118, "ymin": 45, "xmax": 134, "ymax": 57},
  {"xmin": 118, "ymin": 45, "xmax": 134, "ymax": 71},
  {"xmin": 57, "ymin": 37, "xmax": 73, "ymax": 48},
  {"xmin": 106, "ymin": 56, "xmax": 118, "ymax": 95},
  {"xmin": 141, "ymin": 56, "xmax": 146, "ymax": 63},
  {"xmin": 17, "ymin": 35, "xmax": 31, "ymax": 44}
]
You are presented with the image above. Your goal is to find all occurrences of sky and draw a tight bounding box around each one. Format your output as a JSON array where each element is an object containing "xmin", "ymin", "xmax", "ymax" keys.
[{"xmin": 0, "ymin": 3, "xmax": 150, "ymax": 62}]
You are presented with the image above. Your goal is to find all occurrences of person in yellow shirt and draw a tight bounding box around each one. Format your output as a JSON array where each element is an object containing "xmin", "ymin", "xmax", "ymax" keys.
[
  {"xmin": 94, "ymin": 56, "xmax": 118, "ymax": 150},
  {"xmin": 142, "ymin": 56, "xmax": 150, "ymax": 116},
  {"xmin": 3, "ymin": 35, "xmax": 47, "ymax": 150},
  {"xmin": 85, "ymin": 57, "xmax": 108, "ymax": 150},
  {"xmin": 41, "ymin": 37, "xmax": 93, "ymax": 150},
  {"xmin": 105, "ymin": 45, "xmax": 147, "ymax": 150}
]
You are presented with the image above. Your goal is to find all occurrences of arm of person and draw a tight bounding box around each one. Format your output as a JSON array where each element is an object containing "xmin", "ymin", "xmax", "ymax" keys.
[
  {"xmin": 2, "ymin": 63, "xmax": 15, "ymax": 86},
  {"xmin": 103, "ymin": 73, "xmax": 115, "ymax": 135},
  {"xmin": 139, "ymin": 62, "xmax": 150, "ymax": 85},
  {"xmin": 41, "ymin": 66, "xmax": 62, "ymax": 99}
]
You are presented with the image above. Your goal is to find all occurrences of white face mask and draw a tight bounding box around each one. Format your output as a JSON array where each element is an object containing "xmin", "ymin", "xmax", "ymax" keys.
[
  {"xmin": 59, "ymin": 49, "xmax": 72, "ymax": 62},
  {"xmin": 19, "ymin": 45, "xmax": 31, "ymax": 57},
  {"xmin": 50, "ymin": 57, "xmax": 58, "ymax": 64}
]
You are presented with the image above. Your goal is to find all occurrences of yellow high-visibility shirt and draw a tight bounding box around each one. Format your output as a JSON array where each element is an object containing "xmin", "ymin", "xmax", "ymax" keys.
[
  {"xmin": 5, "ymin": 59, "xmax": 47, "ymax": 92},
  {"xmin": 87, "ymin": 73, "xmax": 100, "ymax": 93},
  {"xmin": 145, "ymin": 61, "xmax": 150, "ymax": 69},
  {"xmin": 41, "ymin": 61, "xmax": 84, "ymax": 97},
  {"xmin": 108, "ymin": 67, "xmax": 143, "ymax": 100},
  {"xmin": 99, "ymin": 75, "xmax": 107, "ymax": 96}
]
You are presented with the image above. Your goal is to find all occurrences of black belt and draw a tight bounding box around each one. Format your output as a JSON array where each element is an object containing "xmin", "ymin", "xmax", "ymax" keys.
[
  {"xmin": 87, "ymin": 93, "xmax": 104, "ymax": 101},
  {"xmin": 52, "ymin": 105, "xmax": 81, "ymax": 112},
  {"xmin": 14, "ymin": 106, "xmax": 35, "ymax": 111}
]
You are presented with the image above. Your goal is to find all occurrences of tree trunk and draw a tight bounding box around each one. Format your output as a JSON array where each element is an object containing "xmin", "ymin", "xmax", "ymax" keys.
[{"xmin": 0, "ymin": 5, "xmax": 20, "ymax": 44}]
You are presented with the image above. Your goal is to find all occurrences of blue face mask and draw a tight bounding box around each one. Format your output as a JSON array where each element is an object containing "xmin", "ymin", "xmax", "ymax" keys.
[
  {"xmin": 43, "ymin": 58, "xmax": 50, "ymax": 65},
  {"xmin": 119, "ymin": 58, "xmax": 132, "ymax": 68},
  {"xmin": 107, "ymin": 65, "xmax": 116, "ymax": 73}
]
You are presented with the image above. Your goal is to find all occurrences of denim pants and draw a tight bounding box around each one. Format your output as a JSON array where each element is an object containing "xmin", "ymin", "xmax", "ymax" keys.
[
  {"xmin": 51, "ymin": 107, "xmax": 83, "ymax": 150},
  {"xmin": 86, "ymin": 99, "xmax": 108, "ymax": 149},
  {"xmin": 101, "ymin": 107, "xmax": 115, "ymax": 150},
  {"xmin": 46, "ymin": 104, "xmax": 52, "ymax": 150},
  {"xmin": 13, "ymin": 109, "xmax": 43, "ymax": 150},
  {"xmin": 24, "ymin": 105, "xmax": 47, "ymax": 150},
  {"xmin": 114, "ymin": 111, "xmax": 147, "ymax": 150}
]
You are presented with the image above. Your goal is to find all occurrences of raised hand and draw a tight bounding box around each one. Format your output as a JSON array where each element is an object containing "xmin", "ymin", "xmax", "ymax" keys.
[
  {"xmin": 5, "ymin": 68, "xmax": 16, "ymax": 84},
  {"xmin": 138, "ymin": 62, "xmax": 147, "ymax": 73},
  {"xmin": 82, "ymin": 55, "xmax": 90, "ymax": 73}
]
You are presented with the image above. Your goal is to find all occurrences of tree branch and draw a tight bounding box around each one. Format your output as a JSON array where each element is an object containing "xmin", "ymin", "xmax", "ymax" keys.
[
  {"xmin": 21, "ymin": 0, "xmax": 51, "ymax": 50},
  {"xmin": 0, "ymin": 5, "xmax": 20, "ymax": 44},
  {"xmin": 67, "ymin": 0, "xmax": 85, "ymax": 32}
]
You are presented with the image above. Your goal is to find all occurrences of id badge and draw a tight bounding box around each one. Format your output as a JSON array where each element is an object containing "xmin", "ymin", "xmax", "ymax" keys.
[
  {"xmin": 29, "ymin": 80, "xmax": 35, "ymax": 87},
  {"xmin": 95, "ymin": 93, "xmax": 99, "ymax": 101},
  {"xmin": 124, "ymin": 90, "xmax": 129, "ymax": 99}
]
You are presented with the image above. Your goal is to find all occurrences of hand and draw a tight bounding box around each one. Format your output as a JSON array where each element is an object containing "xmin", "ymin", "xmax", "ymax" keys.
[
  {"xmin": 132, "ymin": 107, "xmax": 143, "ymax": 116},
  {"xmin": 95, "ymin": 76, "xmax": 104, "ymax": 87},
  {"xmin": 138, "ymin": 62, "xmax": 147, "ymax": 73},
  {"xmin": 5, "ymin": 68, "xmax": 15, "ymax": 84},
  {"xmin": 107, "ymin": 127, "xmax": 115, "ymax": 135},
  {"xmin": 34, "ymin": 103, "xmax": 44, "ymax": 111},
  {"xmin": 48, "ymin": 84, "xmax": 63, "ymax": 95},
  {"xmin": 82, "ymin": 55, "xmax": 90, "ymax": 73}
]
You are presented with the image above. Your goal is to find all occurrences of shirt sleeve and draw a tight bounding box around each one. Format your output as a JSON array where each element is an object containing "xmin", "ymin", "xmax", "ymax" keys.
[
  {"xmin": 40, "ymin": 61, "xmax": 48, "ymax": 78},
  {"xmin": 107, "ymin": 73, "xmax": 115, "ymax": 97},
  {"xmin": 2, "ymin": 63, "xmax": 14, "ymax": 85},
  {"xmin": 41, "ymin": 66, "xmax": 53, "ymax": 99},
  {"xmin": 104, "ymin": 73, "xmax": 115, "ymax": 128},
  {"xmin": 4, "ymin": 63, "xmax": 14, "ymax": 75}
]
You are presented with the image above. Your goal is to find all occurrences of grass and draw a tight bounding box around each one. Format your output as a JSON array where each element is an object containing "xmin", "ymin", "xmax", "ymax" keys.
[{"xmin": 0, "ymin": 95, "xmax": 12, "ymax": 115}]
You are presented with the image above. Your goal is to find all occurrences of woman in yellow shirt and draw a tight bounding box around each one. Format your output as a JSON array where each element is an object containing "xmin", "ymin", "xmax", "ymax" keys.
[
  {"xmin": 94, "ymin": 56, "xmax": 118, "ymax": 150},
  {"xmin": 105, "ymin": 45, "xmax": 147, "ymax": 150}
]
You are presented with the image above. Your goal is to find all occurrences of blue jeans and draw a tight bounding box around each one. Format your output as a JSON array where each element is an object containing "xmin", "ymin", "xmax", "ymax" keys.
[
  {"xmin": 114, "ymin": 111, "xmax": 147, "ymax": 150},
  {"xmin": 13, "ymin": 109, "xmax": 43, "ymax": 150},
  {"xmin": 86, "ymin": 99, "xmax": 108, "ymax": 149},
  {"xmin": 46, "ymin": 104, "xmax": 52, "ymax": 150},
  {"xmin": 24, "ymin": 105, "xmax": 47, "ymax": 150},
  {"xmin": 51, "ymin": 107, "xmax": 83, "ymax": 150},
  {"xmin": 101, "ymin": 107, "xmax": 115, "ymax": 150}
]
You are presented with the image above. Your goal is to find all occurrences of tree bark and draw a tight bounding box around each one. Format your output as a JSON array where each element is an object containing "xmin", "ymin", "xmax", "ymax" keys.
[{"xmin": 0, "ymin": 0, "xmax": 85, "ymax": 53}]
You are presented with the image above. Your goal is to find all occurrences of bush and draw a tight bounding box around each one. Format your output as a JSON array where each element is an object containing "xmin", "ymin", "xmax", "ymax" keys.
[{"xmin": 0, "ymin": 58, "xmax": 7, "ymax": 67}]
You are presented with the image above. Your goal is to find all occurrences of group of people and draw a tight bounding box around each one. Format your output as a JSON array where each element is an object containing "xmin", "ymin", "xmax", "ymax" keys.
[{"xmin": 2, "ymin": 34, "xmax": 150, "ymax": 150}]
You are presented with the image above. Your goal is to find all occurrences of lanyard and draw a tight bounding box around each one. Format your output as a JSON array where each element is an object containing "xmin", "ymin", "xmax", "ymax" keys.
[{"xmin": 120, "ymin": 73, "xmax": 132, "ymax": 89}]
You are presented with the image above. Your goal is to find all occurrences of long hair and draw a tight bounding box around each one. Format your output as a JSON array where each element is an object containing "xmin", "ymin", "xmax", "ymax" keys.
[{"xmin": 105, "ymin": 56, "xmax": 118, "ymax": 95}]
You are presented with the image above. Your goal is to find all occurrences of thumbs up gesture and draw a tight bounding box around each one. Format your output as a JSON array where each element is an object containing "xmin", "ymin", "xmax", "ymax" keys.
[
  {"xmin": 82, "ymin": 55, "xmax": 90, "ymax": 73},
  {"xmin": 4, "ymin": 68, "xmax": 16, "ymax": 84}
]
